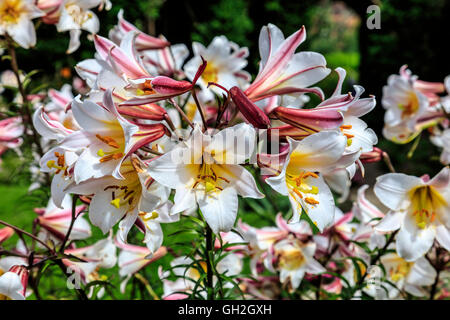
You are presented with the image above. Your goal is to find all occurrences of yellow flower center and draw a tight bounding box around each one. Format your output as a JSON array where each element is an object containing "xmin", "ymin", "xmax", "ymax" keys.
[
  {"xmin": 399, "ymin": 92, "xmax": 420, "ymax": 119},
  {"xmin": 185, "ymin": 102, "xmax": 198, "ymax": 122},
  {"xmin": 188, "ymin": 261, "xmax": 208, "ymax": 280},
  {"xmin": 105, "ymin": 175, "xmax": 141, "ymax": 212},
  {"xmin": 0, "ymin": 0, "xmax": 25, "ymax": 25},
  {"xmin": 389, "ymin": 260, "xmax": 412, "ymax": 282},
  {"xmin": 65, "ymin": 3, "xmax": 94, "ymax": 26},
  {"xmin": 202, "ymin": 63, "xmax": 219, "ymax": 84},
  {"xmin": 340, "ymin": 124, "xmax": 354, "ymax": 146},
  {"xmin": 286, "ymin": 171, "xmax": 320, "ymax": 206},
  {"xmin": 136, "ymin": 80, "xmax": 155, "ymax": 96},
  {"xmin": 62, "ymin": 116, "xmax": 77, "ymax": 131},
  {"xmin": 409, "ymin": 185, "xmax": 446, "ymax": 229},
  {"xmin": 95, "ymin": 134, "xmax": 124, "ymax": 163},
  {"xmin": 279, "ymin": 247, "xmax": 305, "ymax": 270},
  {"xmin": 191, "ymin": 164, "xmax": 230, "ymax": 194},
  {"xmin": 138, "ymin": 211, "xmax": 159, "ymax": 229},
  {"xmin": 354, "ymin": 261, "xmax": 367, "ymax": 283},
  {"xmin": 47, "ymin": 151, "xmax": 69, "ymax": 176}
]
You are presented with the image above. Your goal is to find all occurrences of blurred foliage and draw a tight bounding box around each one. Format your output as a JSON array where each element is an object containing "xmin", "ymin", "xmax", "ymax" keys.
[{"xmin": 191, "ymin": 0, "xmax": 254, "ymax": 45}]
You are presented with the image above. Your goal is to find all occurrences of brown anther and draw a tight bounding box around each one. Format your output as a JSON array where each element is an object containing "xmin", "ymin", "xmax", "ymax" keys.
[
  {"xmin": 104, "ymin": 185, "xmax": 120, "ymax": 191},
  {"xmin": 218, "ymin": 176, "xmax": 230, "ymax": 183},
  {"xmin": 99, "ymin": 152, "xmax": 124, "ymax": 163},
  {"xmin": 95, "ymin": 134, "xmax": 120, "ymax": 148},
  {"xmin": 123, "ymin": 191, "xmax": 134, "ymax": 200},
  {"xmin": 305, "ymin": 197, "xmax": 319, "ymax": 205},
  {"xmin": 302, "ymin": 172, "xmax": 319, "ymax": 179},
  {"xmin": 294, "ymin": 171, "xmax": 318, "ymax": 186},
  {"xmin": 430, "ymin": 212, "xmax": 436, "ymax": 222},
  {"xmin": 344, "ymin": 133, "xmax": 355, "ymax": 139},
  {"xmin": 142, "ymin": 80, "xmax": 155, "ymax": 94},
  {"xmin": 293, "ymin": 188, "xmax": 303, "ymax": 199}
]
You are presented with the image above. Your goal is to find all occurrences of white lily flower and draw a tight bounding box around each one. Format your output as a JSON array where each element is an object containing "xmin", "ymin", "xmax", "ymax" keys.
[
  {"xmin": 40, "ymin": 146, "xmax": 81, "ymax": 207},
  {"xmin": 0, "ymin": 0, "xmax": 43, "ymax": 49},
  {"xmin": 266, "ymin": 131, "xmax": 349, "ymax": 231},
  {"xmin": 382, "ymin": 72, "xmax": 429, "ymax": 130},
  {"xmin": 380, "ymin": 253, "xmax": 436, "ymax": 298},
  {"xmin": 138, "ymin": 201, "xmax": 180, "ymax": 254},
  {"xmin": 381, "ymin": 66, "xmax": 444, "ymax": 144},
  {"xmin": 374, "ymin": 167, "xmax": 450, "ymax": 261},
  {"xmin": 35, "ymin": 194, "xmax": 91, "ymax": 241},
  {"xmin": 147, "ymin": 123, "xmax": 264, "ymax": 234},
  {"xmin": 142, "ymin": 43, "xmax": 189, "ymax": 78},
  {"xmin": 184, "ymin": 36, "xmax": 250, "ymax": 101},
  {"xmin": 430, "ymin": 128, "xmax": 450, "ymax": 165},
  {"xmin": 63, "ymin": 237, "xmax": 117, "ymax": 286},
  {"xmin": 116, "ymin": 236, "xmax": 167, "ymax": 293},
  {"xmin": 351, "ymin": 184, "xmax": 386, "ymax": 251},
  {"xmin": 0, "ymin": 240, "xmax": 28, "ymax": 275},
  {"xmin": 65, "ymin": 156, "xmax": 170, "ymax": 236},
  {"xmin": 0, "ymin": 117, "xmax": 23, "ymax": 158},
  {"xmin": 0, "ymin": 265, "xmax": 28, "ymax": 300},
  {"xmin": 268, "ymin": 239, "xmax": 325, "ymax": 290},
  {"xmin": 56, "ymin": 0, "xmax": 101, "ymax": 53},
  {"xmin": 66, "ymin": 236, "xmax": 117, "ymax": 267},
  {"xmin": 69, "ymin": 90, "xmax": 167, "ymax": 183}
]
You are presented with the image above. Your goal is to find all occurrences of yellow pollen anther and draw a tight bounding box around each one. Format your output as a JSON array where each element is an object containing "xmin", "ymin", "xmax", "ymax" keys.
[
  {"xmin": 309, "ymin": 186, "xmax": 319, "ymax": 194},
  {"xmin": 47, "ymin": 160, "xmax": 56, "ymax": 168},
  {"xmin": 205, "ymin": 181, "xmax": 216, "ymax": 193},
  {"xmin": 149, "ymin": 211, "xmax": 159, "ymax": 219},
  {"xmin": 110, "ymin": 198, "xmax": 121, "ymax": 208}
]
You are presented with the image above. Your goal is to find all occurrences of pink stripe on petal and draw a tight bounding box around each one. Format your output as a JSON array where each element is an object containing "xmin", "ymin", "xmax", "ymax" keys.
[
  {"xmin": 94, "ymin": 35, "xmax": 148, "ymax": 79},
  {"xmin": 270, "ymin": 106, "xmax": 343, "ymax": 131},
  {"xmin": 248, "ymin": 26, "xmax": 306, "ymax": 94}
]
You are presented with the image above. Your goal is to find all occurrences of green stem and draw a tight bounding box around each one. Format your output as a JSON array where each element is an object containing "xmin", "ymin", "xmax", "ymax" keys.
[
  {"xmin": 0, "ymin": 219, "xmax": 54, "ymax": 253},
  {"xmin": 59, "ymin": 195, "xmax": 78, "ymax": 253},
  {"xmin": 191, "ymin": 89, "xmax": 208, "ymax": 131},
  {"xmin": 55, "ymin": 260, "xmax": 88, "ymax": 300},
  {"xmin": 352, "ymin": 230, "xmax": 398, "ymax": 298},
  {"xmin": 6, "ymin": 35, "xmax": 50, "ymax": 185},
  {"xmin": 134, "ymin": 273, "xmax": 160, "ymax": 300},
  {"xmin": 205, "ymin": 224, "xmax": 214, "ymax": 300}
]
